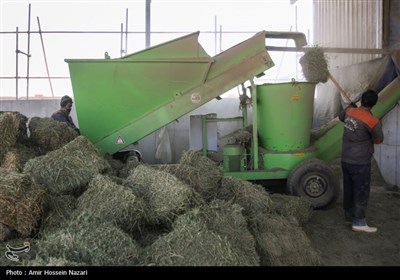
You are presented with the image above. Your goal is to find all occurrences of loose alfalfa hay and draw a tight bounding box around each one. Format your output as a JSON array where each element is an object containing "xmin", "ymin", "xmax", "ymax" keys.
[
  {"xmin": 0, "ymin": 223, "xmax": 11, "ymax": 242},
  {"xmin": 125, "ymin": 164, "xmax": 198, "ymax": 225},
  {"xmin": 179, "ymin": 150, "xmax": 223, "ymax": 185},
  {"xmin": 0, "ymin": 112, "xmax": 20, "ymax": 159},
  {"xmin": 218, "ymin": 176, "xmax": 274, "ymax": 220},
  {"xmin": 28, "ymin": 117, "xmax": 78, "ymax": 154},
  {"xmin": 37, "ymin": 212, "xmax": 142, "ymax": 266},
  {"xmin": 24, "ymin": 257, "xmax": 85, "ymax": 266},
  {"xmin": 0, "ymin": 143, "xmax": 38, "ymax": 173},
  {"xmin": 23, "ymin": 136, "xmax": 110, "ymax": 196},
  {"xmin": 270, "ymin": 193, "xmax": 313, "ymax": 226},
  {"xmin": 0, "ymin": 111, "xmax": 29, "ymax": 144},
  {"xmin": 299, "ymin": 47, "xmax": 330, "ymax": 83},
  {"xmin": 77, "ymin": 174, "xmax": 147, "ymax": 233},
  {"xmin": 221, "ymin": 128, "xmax": 252, "ymax": 145},
  {"xmin": 38, "ymin": 194, "xmax": 77, "ymax": 235},
  {"xmin": 250, "ymin": 213, "xmax": 321, "ymax": 266},
  {"xmin": 0, "ymin": 172, "xmax": 47, "ymax": 236},
  {"xmin": 143, "ymin": 211, "xmax": 253, "ymax": 266},
  {"xmin": 157, "ymin": 164, "xmax": 218, "ymax": 202},
  {"xmin": 197, "ymin": 200, "xmax": 260, "ymax": 265}
]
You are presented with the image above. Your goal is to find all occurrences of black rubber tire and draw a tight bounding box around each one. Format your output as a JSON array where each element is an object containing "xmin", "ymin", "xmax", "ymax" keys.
[{"xmin": 287, "ymin": 158, "xmax": 339, "ymax": 209}]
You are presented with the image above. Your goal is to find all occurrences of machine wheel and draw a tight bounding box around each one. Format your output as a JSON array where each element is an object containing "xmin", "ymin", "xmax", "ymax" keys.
[{"xmin": 287, "ymin": 158, "xmax": 339, "ymax": 209}]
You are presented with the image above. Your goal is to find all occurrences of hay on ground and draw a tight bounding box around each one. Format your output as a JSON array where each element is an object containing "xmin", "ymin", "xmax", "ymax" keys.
[
  {"xmin": 77, "ymin": 174, "xmax": 147, "ymax": 233},
  {"xmin": 0, "ymin": 143, "xmax": 38, "ymax": 173},
  {"xmin": 23, "ymin": 136, "xmax": 110, "ymax": 196},
  {"xmin": 143, "ymin": 211, "xmax": 253, "ymax": 266},
  {"xmin": 157, "ymin": 164, "xmax": 218, "ymax": 201},
  {"xmin": 37, "ymin": 212, "xmax": 142, "ymax": 266},
  {"xmin": 250, "ymin": 213, "xmax": 321, "ymax": 266},
  {"xmin": 28, "ymin": 117, "xmax": 78, "ymax": 154},
  {"xmin": 124, "ymin": 164, "xmax": 198, "ymax": 225},
  {"xmin": 270, "ymin": 193, "xmax": 313, "ymax": 225},
  {"xmin": 0, "ymin": 172, "xmax": 47, "ymax": 236},
  {"xmin": 299, "ymin": 47, "xmax": 330, "ymax": 83},
  {"xmin": 218, "ymin": 176, "xmax": 274, "ymax": 220},
  {"xmin": 38, "ymin": 194, "xmax": 77, "ymax": 235}
]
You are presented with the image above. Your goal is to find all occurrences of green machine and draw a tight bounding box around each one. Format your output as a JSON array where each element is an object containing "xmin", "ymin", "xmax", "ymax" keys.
[{"xmin": 66, "ymin": 31, "xmax": 400, "ymax": 209}]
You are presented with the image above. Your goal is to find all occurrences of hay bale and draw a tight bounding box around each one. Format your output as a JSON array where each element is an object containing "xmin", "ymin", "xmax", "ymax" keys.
[
  {"xmin": 77, "ymin": 174, "xmax": 147, "ymax": 233},
  {"xmin": 299, "ymin": 47, "xmax": 330, "ymax": 83},
  {"xmin": 37, "ymin": 213, "xmax": 141, "ymax": 266},
  {"xmin": 0, "ymin": 143, "xmax": 38, "ymax": 173},
  {"xmin": 157, "ymin": 164, "xmax": 218, "ymax": 201},
  {"xmin": 0, "ymin": 172, "xmax": 47, "ymax": 236},
  {"xmin": 197, "ymin": 200, "xmax": 260, "ymax": 265},
  {"xmin": 0, "ymin": 223, "xmax": 11, "ymax": 242},
  {"xmin": 0, "ymin": 111, "xmax": 29, "ymax": 144},
  {"xmin": 250, "ymin": 213, "xmax": 321, "ymax": 266},
  {"xmin": 24, "ymin": 257, "xmax": 85, "ymax": 266},
  {"xmin": 125, "ymin": 164, "xmax": 198, "ymax": 225},
  {"xmin": 39, "ymin": 194, "xmax": 77, "ymax": 235},
  {"xmin": 23, "ymin": 136, "xmax": 110, "ymax": 196},
  {"xmin": 119, "ymin": 159, "xmax": 140, "ymax": 178},
  {"xmin": 143, "ymin": 212, "xmax": 252, "ymax": 266},
  {"xmin": 270, "ymin": 194, "xmax": 313, "ymax": 225},
  {"xmin": 218, "ymin": 176, "xmax": 274, "ymax": 220},
  {"xmin": 28, "ymin": 117, "xmax": 78, "ymax": 154},
  {"xmin": 0, "ymin": 112, "xmax": 20, "ymax": 160},
  {"xmin": 179, "ymin": 150, "xmax": 223, "ymax": 186}
]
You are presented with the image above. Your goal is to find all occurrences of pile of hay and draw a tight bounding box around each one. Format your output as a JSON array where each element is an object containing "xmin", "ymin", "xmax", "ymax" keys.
[
  {"xmin": 299, "ymin": 47, "xmax": 330, "ymax": 83},
  {"xmin": 39, "ymin": 194, "xmax": 77, "ymax": 235},
  {"xmin": 221, "ymin": 128, "xmax": 252, "ymax": 145},
  {"xmin": 23, "ymin": 136, "xmax": 110, "ymax": 196},
  {"xmin": 196, "ymin": 200, "xmax": 260, "ymax": 265},
  {"xmin": 77, "ymin": 174, "xmax": 147, "ymax": 233},
  {"xmin": 0, "ymin": 172, "xmax": 47, "ymax": 236},
  {"xmin": 37, "ymin": 213, "xmax": 142, "ymax": 266},
  {"xmin": 217, "ymin": 176, "xmax": 274, "ymax": 220},
  {"xmin": 143, "ymin": 211, "xmax": 253, "ymax": 266},
  {"xmin": 0, "ymin": 111, "xmax": 29, "ymax": 144},
  {"xmin": 179, "ymin": 150, "xmax": 223, "ymax": 185},
  {"xmin": 125, "ymin": 164, "xmax": 198, "ymax": 225},
  {"xmin": 157, "ymin": 164, "xmax": 217, "ymax": 202},
  {"xmin": 0, "ymin": 223, "xmax": 11, "ymax": 242},
  {"xmin": 28, "ymin": 117, "xmax": 78, "ymax": 154},
  {"xmin": 270, "ymin": 193, "xmax": 313, "ymax": 225},
  {"xmin": 0, "ymin": 112, "xmax": 20, "ymax": 160},
  {"xmin": 0, "ymin": 144, "xmax": 37, "ymax": 173},
  {"xmin": 250, "ymin": 213, "xmax": 321, "ymax": 266}
]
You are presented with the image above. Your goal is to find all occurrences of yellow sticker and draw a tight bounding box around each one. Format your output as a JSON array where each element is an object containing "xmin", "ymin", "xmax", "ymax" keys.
[
  {"xmin": 295, "ymin": 153, "xmax": 305, "ymax": 157},
  {"xmin": 292, "ymin": 94, "xmax": 300, "ymax": 101}
]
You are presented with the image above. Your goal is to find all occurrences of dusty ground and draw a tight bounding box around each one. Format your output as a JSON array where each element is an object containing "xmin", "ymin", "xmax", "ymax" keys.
[{"xmin": 303, "ymin": 158, "xmax": 400, "ymax": 266}]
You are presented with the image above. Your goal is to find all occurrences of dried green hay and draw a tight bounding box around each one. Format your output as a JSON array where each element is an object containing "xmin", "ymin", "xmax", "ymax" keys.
[
  {"xmin": 218, "ymin": 176, "xmax": 274, "ymax": 220},
  {"xmin": 37, "ymin": 212, "xmax": 142, "ymax": 266},
  {"xmin": 196, "ymin": 200, "xmax": 260, "ymax": 265},
  {"xmin": 119, "ymin": 159, "xmax": 140, "ymax": 178},
  {"xmin": 24, "ymin": 256, "xmax": 85, "ymax": 266},
  {"xmin": 221, "ymin": 128, "xmax": 252, "ymax": 145},
  {"xmin": 157, "ymin": 163, "xmax": 218, "ymax": 202},
  {"xmin": 0, "ymin": 112, "xmax": 20, "ymax": 159},
  {"xmin": 0, "ymin": 111, "xmax": 29, "ymax": 144},
  {"xmin": 0, "ymin": 237, "xmax": 38, "ymax": 266},
  {"xmin": 38, "ymin": 194, "xmax": 77, "ymax": 235},
  {"xmin": 0, "ymin": 172, "xmax": 47, "ymax": 236},
  {"xmin": 23, "ymin": 136, "xmax": 110, "ymax": 196},
  {"xmin": 125, "ymin": 164, "xmax": 198, "ymax": 225},
  {"xmin": 270, "ymin": 193, "xmax": 313, "ymax": 225},
  {"xmin": 250, "ymin": 213, "xmax": 321, "ymax": 266},
  {"xmin": 0, "ymin": 143, "xmax": 38, "ymax": 173},
  {"xmin": 77, "ymin": 174, "xmax": 147, "ymax": 233},
  {"xmin": 299, "ymin": 47, "xmax": 330, "ymax": 83},
  {"xmin": 28, "ymin": 117, "xmax": 78, "ymax": 154},
  {"xmin": 0, "ymin": 223, "xmax": 11, "ymax": 242},
  {"xmin": 179, "ymin": 150, "xmax": 223, "ymax": 185},
  {"xmin": 143, "ymin": 211, "xmax": 253, "ymax": 266}
]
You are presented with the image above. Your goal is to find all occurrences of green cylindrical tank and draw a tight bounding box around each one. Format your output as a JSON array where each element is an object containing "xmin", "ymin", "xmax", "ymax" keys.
[{"xmin": 257, "ymin": 82, "xmax": 316, "ymax": 151}]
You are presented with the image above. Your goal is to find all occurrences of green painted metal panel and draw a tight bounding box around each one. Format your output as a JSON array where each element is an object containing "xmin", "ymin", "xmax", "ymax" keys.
[
  {"xmin": 263, "ymin": 148, "xmax": 317, "ymax": 170},
  {"xmin": 256, "ymin": 82, "xmax": 316, "ymax": 151},
  {"xmin": 224, "ymin": 170, "xmax": 290, "ymax": 180},
  {"xmin": 65, "ymin": 31, "xmax": 274, "ymax": 155}
]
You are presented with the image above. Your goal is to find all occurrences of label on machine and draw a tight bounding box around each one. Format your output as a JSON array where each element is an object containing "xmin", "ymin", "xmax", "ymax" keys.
[
  {"xmin": 115, "ymin": 135, "xmax": 125, "ymax": 145},
  {"xmin": 191, "ymin": 93, "xmax": 201, "ymax": 103}
]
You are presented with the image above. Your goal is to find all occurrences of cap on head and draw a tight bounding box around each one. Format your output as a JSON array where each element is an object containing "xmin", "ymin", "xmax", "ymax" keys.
[
  {"xmin": 361, "ymin": 90, "xmax": 378, "ymax": 108},
  {"xmin": 60, "ymin": 95, "xmax": 73, "ymax": 107}
]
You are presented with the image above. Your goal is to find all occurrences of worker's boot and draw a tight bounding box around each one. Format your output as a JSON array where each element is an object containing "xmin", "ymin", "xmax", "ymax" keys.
[{"xmin": 352, "ymin": 225, "xmax": 378, "ymax": 233}]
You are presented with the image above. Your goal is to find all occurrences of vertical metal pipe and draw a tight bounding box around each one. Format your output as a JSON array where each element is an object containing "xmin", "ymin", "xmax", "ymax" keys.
[
  {"xmin": 250, "ymin": 79, "xmax": 259, "ymax": 170},
  {"xmin": 37, "ymin": 17, "xmax": 54, "ymax": 97},
  {"xmin": 120, "ymin": 23, "xmax": 124, "ymax": 57},
  {"xmin": 125, "ymin": 8, "xmax": 128, "ymax": 54},
  {"xmin": 214, "ymin": 16, "xmax": 217, "ymax": 55},
  {"xmin": 219, "ymin": 25, "xmax": 222, "ymax": 53},
  {"xmin": 15, "ymin": 27, "xmax": 19, "ymax": 100},
  {"xmin": 201, "ymin": 115, "xmax": 208, "ymax": 157},
  {"xmin": 26, "ymin": 3, "xmax": 31, "ymax": 99},
  {"xmin": 145, "ymin": 0, "xmax": 151, "ymax": 48}
]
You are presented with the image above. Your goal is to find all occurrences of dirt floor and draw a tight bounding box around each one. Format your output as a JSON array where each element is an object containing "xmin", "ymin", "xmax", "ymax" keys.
[{"xmin": 302, "ymin": 158, "xmax": 400, "ymax": 266}]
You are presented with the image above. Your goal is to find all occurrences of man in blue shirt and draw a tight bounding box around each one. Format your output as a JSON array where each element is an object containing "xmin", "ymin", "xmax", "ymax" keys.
[{"xmin": 51, "ymin": 95, "xmax": 80, "ymax": 134}]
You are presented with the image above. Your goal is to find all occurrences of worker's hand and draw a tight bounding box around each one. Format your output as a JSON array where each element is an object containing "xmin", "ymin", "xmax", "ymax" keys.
[{"xmin": 350, "ymin": 102, "xmax": 357, "ymax": 108}]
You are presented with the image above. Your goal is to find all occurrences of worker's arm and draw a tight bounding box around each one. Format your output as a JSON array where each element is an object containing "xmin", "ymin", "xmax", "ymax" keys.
[{"xmin": 371, "ymin": 121, "xmax": 384, "ymax": 144}]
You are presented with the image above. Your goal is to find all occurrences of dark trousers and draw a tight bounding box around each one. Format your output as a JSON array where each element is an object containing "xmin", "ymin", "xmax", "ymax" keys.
[{"xmin": 341, "ymin": 161, "xmax": 371, "ymax": 225}]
